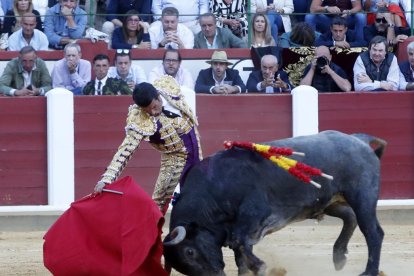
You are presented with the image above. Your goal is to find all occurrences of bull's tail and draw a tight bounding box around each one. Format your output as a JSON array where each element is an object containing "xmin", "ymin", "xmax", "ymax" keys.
[{"xmin": 352, "ymin": 133, "xmax": 387, "ymax": 159}]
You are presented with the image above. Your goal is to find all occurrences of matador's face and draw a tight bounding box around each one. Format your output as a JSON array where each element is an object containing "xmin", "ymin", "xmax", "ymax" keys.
[{"xmin": 142, "ymin": 96, "xmax": 163, "ymax": 117}]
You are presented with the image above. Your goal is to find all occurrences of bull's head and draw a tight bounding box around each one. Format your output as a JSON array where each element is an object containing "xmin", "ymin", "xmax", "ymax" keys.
[{"xmin": 163, "ymin": 224, "xmax": 225, "ymax": 276}]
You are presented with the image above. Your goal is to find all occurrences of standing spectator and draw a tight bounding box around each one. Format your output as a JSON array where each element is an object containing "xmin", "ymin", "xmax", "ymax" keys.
[
  {"xmin": 8, "ymin": 12, "xmax": 49, "ymax": 50},
  {"xmin": 0, "ymin": 46, "xmax": 51, "ymax": 96},
  {"xmin": 353, "ymin": 35, "xmax": 399, "ymax": 91},
  {"xmin": 399, "ymin": 41, "xmax": 414, "ymax": 90},
  {"xmin": 152, "ymin": 0, "xmax": 209, "ymax": 34},
  {"xmin": 300, "ymin": 46, "xmax": 352, "ymax": 92},
  {"xmin": 194, "ymin": 12, "xmax": 247, "ymax": 48},
  {"xmin": 44, "ymin": 0, "xmax": 87, "ymax": 49},
  {"xmin": 195, "ymin": 50, "xmax": 246, "ymax": 94},
  {"xmin": 363, "ymin": 8, "xmax": 408, "ymax": 47},
  {"xmin": 149, "ymin": 6, "xmax": 194, "ymax": 49},
  {"xmin": 51, "ymin": 43, "xmax": 91, "ymax": 95},
  {"xmin": 305, "ymin": 0, "xmax": 366, "ymax": 41},
  {"xmin": 102, "ymin": 0, "xmax": 152, "ymax": 39},
  {"xmin": 111, "ymin": 10, "xmax": 151, "ymax": 50},
  {"xmin": 246, "ymin": 54, "xmax": 292, "ymax": 93},
  {"xmin": 363, "ymin": 0, "xmax": 407, "ymax": 27},
  {"xmin": 3, "ymin": 0, "xmax": 43, "ymax": 35},
  {"xmin": 250, "ymin": 0, "xmax": 293, "ymax": 42},
  {"xmin": 108, "ymin": 49, "xmax": 147, "ymax": 91},
  {"xmin": 210, "ymin": 0, "xmax": 248, "ymax": 41},
  {"xmin": 148, "ymin": 48, "xmax": 194, "ymax": 89},
  {"xmin": 278, "ymin": 21, "xmax": 319, "ymax": 48},
  {"xmin": 316, "ymin": 16, "xmax": 367, "ymax": 48},
  {"xmin": 83, "ymin": 54, "xmax": 131, "ymax": 95},
  {"xmin": 250, "ymin": 13, "xmax": 275, "ymax": 48}
]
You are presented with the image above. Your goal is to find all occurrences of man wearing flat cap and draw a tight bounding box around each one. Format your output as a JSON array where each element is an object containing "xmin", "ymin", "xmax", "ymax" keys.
[{"xmin": 195, "ymin": 50, "xmax": 246, "ymax": 94}]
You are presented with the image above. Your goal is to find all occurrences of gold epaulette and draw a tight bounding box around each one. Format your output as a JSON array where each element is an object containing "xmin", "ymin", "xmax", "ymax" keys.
[{"xmin": 125, "ymin": 104, "xmax": 157, "ymax": 136}]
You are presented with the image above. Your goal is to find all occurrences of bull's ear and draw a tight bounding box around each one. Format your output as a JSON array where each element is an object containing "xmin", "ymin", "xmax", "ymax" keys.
[{"xmin": 185, "ymin": 222, "xmax": 199, "ymax": 239}]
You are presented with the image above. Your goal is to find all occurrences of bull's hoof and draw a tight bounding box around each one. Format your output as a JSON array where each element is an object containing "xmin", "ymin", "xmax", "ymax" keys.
[
  {"xmin": 333, "ymin": 251, "xmax": 347, "ymax": 270},
  {"xmin": 358, "ymin": 270, "xmax": 381, "ymax": 276},
  {"xmin": 254, "ymin": 263, "xmax": 267, "ymax": 276}
]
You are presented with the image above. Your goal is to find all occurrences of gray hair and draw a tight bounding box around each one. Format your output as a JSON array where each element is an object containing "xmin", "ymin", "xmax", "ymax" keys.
[
  {"xmin": 64, "ymin": 43, "xmax": 81, "ymax": 54},
  {"xmin": 261, "ymin": 54, "xmax": 278, "ymax": 65},
  {"xmin": 407, "ymin": 41, "xmax": 414, "ymax": 53}
]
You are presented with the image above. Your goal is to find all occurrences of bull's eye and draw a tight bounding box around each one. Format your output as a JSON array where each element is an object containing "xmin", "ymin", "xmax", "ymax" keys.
[{"xmin": 186, "ymin": 248, "xmax": 194, "ymax": 257}]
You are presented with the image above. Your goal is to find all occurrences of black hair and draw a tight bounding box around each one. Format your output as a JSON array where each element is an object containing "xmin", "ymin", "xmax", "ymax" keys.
[
  {"xmin": 291, "ymin": 22, "xmax": 315, "ymax": 46},
  {"xmin": 331, "ymin": 16, "xmax": 347, "ymax": 27},
  {"xmin": 369, "ymin": 35, "xmax": 387, "ymax": 50},
  {"xmin": 93, "ymin": 54, "xmax": 110, "ymax": 64},
  {"xmin": 162, "ymin": 48, "xmax": 182, "ymax": 62},
  {"xmin": 133, "ymin": 82, "xmax": 160, "ymax": 107}
]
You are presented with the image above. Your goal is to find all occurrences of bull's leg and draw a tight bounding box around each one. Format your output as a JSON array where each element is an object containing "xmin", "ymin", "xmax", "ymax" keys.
[
  {"xmin": 345, "ymin": 191, "xmax": 384, "ymax": 276},
  {"xmin": 230, "ymin": 241, "xmax": 266, "ymax": 276},
  {"xmin": 233, "ymin": 247, "xmax": 249, "ymax": 276},
  {"xmin": 324, "ymin": 202, "xmax": 357, "ymax": 270}
]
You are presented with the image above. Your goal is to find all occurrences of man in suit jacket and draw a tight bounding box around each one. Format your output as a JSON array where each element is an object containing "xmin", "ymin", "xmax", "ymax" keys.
[
  {"xmin": 83, "ymin": 54, "xmax": 131, "ymax": 95},
  {"xmin": 246, "ymin": 54, "xmax": 292, "ymax": 93},
  {"xmin": 195, "ymin": 50, "xmax": 246, "ymax": 94},
  {"xmin": 194, "ymin": 13, "xmax": 247, "ymax": 49},
  {"xmin": 0, "ymin": 46, "xmax": 52, "ymax": 96}
]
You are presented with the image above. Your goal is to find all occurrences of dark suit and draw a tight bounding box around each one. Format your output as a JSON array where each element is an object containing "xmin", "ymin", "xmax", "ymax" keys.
[
  {"xmin": 83, "ymin": 77, "xmax": 131, "ymax": 95},
  {"xmin": 194, "ymin": 27, "xmax": 247, "ymax": 49},
  {"xmin": 195, "ymin": 68, "xmax": 246, "ymax": 93},
  {"xmin": 315, "ymin": 29, "xmax": 367, "ymax": 47},
  {"xmin": 246, "ymin": 70, "xmax": 292, "ymax": 93}
]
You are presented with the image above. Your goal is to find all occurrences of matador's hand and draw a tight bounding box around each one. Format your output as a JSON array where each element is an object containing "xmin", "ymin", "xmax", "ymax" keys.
[{"xmin": 94, "ymin": 181, "xmax": 106, "ymax": 194}]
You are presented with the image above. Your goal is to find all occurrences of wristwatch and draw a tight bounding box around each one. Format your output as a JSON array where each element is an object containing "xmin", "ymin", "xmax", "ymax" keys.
[{"xmin": 324, "ymin": 6, "xmax": 329, "ymax": 12}]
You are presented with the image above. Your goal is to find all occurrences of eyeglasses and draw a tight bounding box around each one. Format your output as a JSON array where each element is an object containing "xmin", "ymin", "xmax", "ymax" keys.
[
  {"xmin": 164, "ymin": 59, "xmax": 179, "ymax": 64},
  {"xmin": 116, "ymin": 49, "xmax": 130, "ymax": 54},
  {"xmin": 375, "ymin": 18, "xmax": 387, "ymax": 24}
]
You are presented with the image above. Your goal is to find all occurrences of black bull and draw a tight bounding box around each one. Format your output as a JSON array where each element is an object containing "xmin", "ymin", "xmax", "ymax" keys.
[{"xmin": 163, "ymin": 130, "xmax": 387, "ymax": 276}]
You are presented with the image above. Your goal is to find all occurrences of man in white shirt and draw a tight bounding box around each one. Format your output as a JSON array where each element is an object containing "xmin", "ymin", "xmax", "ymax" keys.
[
  {"xmin": 107, "ymin": 49, "xmax": 147, "ymax": 92},
  {"xmin": 148, "ymin": 48, "xmax": 194, "ymax": 89},
  {"xmin": 8, "ymin": 13, "xmax": 49, "ymax": 51},
  {"xmin": 353, "ymin": 35, "xmax": 399, "ymax": 91},
  {"xmin": 152, "ymin": 0, "xmax": 209, "ymax": 34},
  {"xmin": 149, "ymin": 6, "xmax": 194, "ymax": 49}
]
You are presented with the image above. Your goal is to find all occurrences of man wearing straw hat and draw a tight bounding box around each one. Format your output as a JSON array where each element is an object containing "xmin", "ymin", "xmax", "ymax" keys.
[{"xmin": 195, "ymin": 50, "xmax": 246, "ymax": 94}]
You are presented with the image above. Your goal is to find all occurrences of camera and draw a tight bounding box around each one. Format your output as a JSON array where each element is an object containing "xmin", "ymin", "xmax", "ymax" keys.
[{"xmin": 316, "ymin": 56, "xmax": 329, "ymax": 70}]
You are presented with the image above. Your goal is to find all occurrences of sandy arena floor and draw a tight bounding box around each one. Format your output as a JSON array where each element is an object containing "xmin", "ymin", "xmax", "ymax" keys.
[{"xmin": 0, "ymin": 220, "xmax": 413, "ymax": 276}]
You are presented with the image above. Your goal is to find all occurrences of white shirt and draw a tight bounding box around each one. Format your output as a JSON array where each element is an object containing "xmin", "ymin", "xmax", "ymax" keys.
[
  {"xmin": 95, "ymin": 76, "xmax": 108, "ymax": 95},
  {"xmin": 149, "ymin": 20, "xmax": 194, "ymax": 49},
  {"xmin": 152, "ymin": 0, "xmax": 209, "ymax": 22},
  {"xmin": 353, "ymin": 55, "xmax": 400, "ymax": 91},
  {"xmin": 107, "ymin": 65, "xmax": 147, "ymax": 85},
  {"xmin": 148, "ymin": 64, "xmax": 195, "ymax": 90},
  {"xmin": 7, "ymin": 29, "xmax": 49, "ymax": 51}
]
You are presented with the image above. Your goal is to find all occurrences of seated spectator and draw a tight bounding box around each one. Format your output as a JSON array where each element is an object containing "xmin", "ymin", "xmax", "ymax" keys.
[
  {"xmin": 246, "ymin": 54, "xmax": 292, "ymax": 93},
  {"xmin": 32, "ymin": 0, "xmax": 51, "ymax": 22},
  {"xmin": 195, "ymin": 50, "xmax": 246, "ymax": 94},
  {"xmin": 51, "ymin": 43, "xmax": 91, "ymax": 95},
  {"xmin": 44, "ymin": 0, "xmax": 87, "ymax": 49},
  {"xmin": 2, "ymin": 0, "xmax": 43, "ymax": 36},
  {"xmin": 316, "ymin": 16, "xmax": 367, "ymax": 48},
  {"xmin": 151, "ymin": 0, "xmax": 209, "ymax": 35},
  {"xmin": 0, "ymin": 45, "xmax": 51, "ymax": 96},
  {"xmin": 278, "ymin": 22, "xmax": 319, "ymax": 48},
  {"xmin": 211, "ymin": 0, "xmax": 248, "ymax": 40},
  {"xmin": 83, "ymin": 54, "xmax": 131, "ymax": 95},
  {"xmin": 353, "ymin": 35, "xmax": 399, "ymax": 91},
  {"xmin": 149, "ymin": 6, "xmax": 194, "ymax": 49},
  {"xmin": 148, "ymin": 48, "xmax": 194, "ymax": 89},
  {"xmin": 399, "ymin": 41, "xmax": 414, "ymax": 90},
  {"xmin": 305, "ymin": 0, "xmax": 366, "ymax": 41},
  {"xmin": 112, "ymin": 10, "xmax": 151, "ymax": 50},
  {"xmin": 292, "ymin": 0, "xmax": 312, "ymax": 22},
  {"xmin": 108, "ymin": 49, "xmax": 147, "ymax": 91},
  {"xmin": 194, "ymin": 12, "xmax": 247, "ymax": 49},
  {"xmin": 300, "ymin": 46, "xmax": 352, "ymax": 92},
  {"xmin": 363, "ymin": 0, "xmax": 408, "ymax": 27},
  {"xmin": 250, "ymin": 0, "xmax": 293, "ymax": 42},
  {"xmin": 363, "ymin": 8, "xmax": 409, "ymax": 47},
  {"xmin": 8, "ymin": 12, "xmax": 49, "ymax": 51},
  {"xmin": 250, "ymin": 13, "xmax": 276, "ymax": 48},
  {"xmin": 102, "ymin": 0, "xmax": 152, "ymax": 39}
]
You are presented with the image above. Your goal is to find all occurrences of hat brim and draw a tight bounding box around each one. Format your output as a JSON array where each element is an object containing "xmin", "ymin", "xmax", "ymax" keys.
[{"xmin": 206, "ymin": 60, "xmax": 233, "ymax": 65}]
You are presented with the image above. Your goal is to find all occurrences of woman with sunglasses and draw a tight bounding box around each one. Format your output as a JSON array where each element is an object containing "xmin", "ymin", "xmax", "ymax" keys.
[{"xmin": 112, "ymin": 9, "xmax": 151, "ymax": 50}]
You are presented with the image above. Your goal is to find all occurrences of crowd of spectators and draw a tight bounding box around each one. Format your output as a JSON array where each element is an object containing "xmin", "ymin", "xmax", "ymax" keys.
[{"xmin": 0, "ymin": 0, "xmax": 413, "ymax": 96}]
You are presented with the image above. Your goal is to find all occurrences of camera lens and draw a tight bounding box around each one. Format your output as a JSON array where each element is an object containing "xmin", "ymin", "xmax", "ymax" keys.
[{"xmin": 316, "ymin": 56, "xmax": 328, "ymax": 69}]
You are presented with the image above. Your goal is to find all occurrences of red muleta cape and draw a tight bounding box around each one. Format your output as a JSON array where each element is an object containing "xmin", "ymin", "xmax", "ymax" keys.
[{"xmin": 43, "ymin": 176, "xmax": 168, "ymax": 276}]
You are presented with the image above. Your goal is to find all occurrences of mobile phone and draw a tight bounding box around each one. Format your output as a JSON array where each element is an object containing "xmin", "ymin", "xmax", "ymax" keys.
[{"xmin": 26, "ymin": 85, "xmax": 32, "ymax": 90}]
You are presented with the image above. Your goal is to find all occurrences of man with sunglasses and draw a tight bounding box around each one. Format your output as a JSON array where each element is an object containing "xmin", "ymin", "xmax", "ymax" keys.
[
  {"xmin": 108, "ymin": 49, "xmax": 147, "ymax": 91},
  {"xmin": 94, "ymin": 76, "xmax": 202, "ymax": 214},
  {"xmin": 363, "ymin": 7, "xmax": 409, "ymax": 47}
]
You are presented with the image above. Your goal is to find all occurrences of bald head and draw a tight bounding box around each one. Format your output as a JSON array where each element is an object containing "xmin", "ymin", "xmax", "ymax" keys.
[
  {"xmin": 315, "ymin": 46, "xmax": 332, "ymax": 60},
  {"xmin": 261, "ymin": 55, "xmax": 278, "ymax": 79}
]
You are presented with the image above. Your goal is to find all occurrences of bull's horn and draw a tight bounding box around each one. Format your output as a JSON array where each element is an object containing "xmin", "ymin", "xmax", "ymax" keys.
[{"xmin": 164, "ymin": 226, "xmax": 186, "ymax": 246}]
